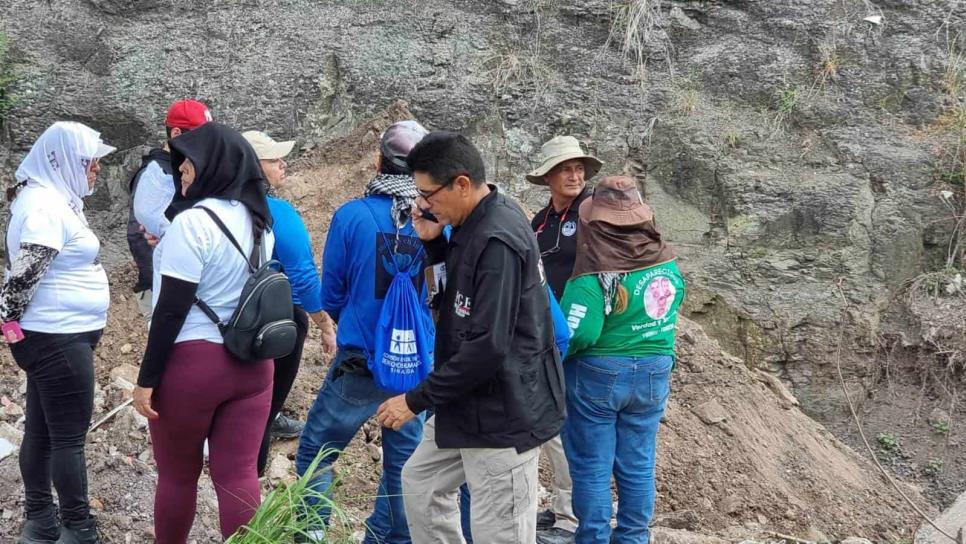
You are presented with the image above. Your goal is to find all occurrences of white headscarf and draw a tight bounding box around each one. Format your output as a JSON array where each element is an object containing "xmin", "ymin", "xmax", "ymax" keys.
[{"xmin": 13, "ymin": 121, "xmax": 115, "ymax": 213}]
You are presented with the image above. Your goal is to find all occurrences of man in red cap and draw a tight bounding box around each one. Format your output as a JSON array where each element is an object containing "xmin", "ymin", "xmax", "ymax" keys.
[{"xmin": 128, "ymin": 99, "xmax": 211, "ymax": 317}]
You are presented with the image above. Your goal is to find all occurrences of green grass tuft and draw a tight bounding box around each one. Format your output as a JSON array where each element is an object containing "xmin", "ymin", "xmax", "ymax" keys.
[{"xmin": 226, "ymin": 449, "xmax": 356, "ymax": 543}]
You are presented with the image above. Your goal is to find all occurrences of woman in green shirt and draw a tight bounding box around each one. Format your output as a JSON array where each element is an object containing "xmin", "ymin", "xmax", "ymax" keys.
[{"xmin": 558, "ymin": 176, "xmax": 685, "ymax": 544}]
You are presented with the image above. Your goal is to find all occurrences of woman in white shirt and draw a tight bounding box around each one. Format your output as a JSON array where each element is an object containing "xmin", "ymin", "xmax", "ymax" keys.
[
  {"xmin": 2, "ymin": 122, "xmax": 114, "ymax": 544},
  {"xmin": 131, "ymin": 123, "xmax": 276, "ymax": 542}
]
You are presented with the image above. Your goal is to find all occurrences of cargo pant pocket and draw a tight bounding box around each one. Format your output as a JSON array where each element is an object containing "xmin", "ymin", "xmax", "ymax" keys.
[{"xmin": 473, "ymin": 446, "xmax": 538, "ymax": 542}]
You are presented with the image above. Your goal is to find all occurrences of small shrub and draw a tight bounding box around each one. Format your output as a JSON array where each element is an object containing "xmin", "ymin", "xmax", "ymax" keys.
[
  {"xmin": 816, "ymin": 37, "xmax": 841, "ymax": 86},
  {"xmin": 776, "ymin": 87, "xmax": 798, "ymax": 115},
  {"xmin": 769, "ymin": 83, "xmax": 801, "ymax": 132},
  {"xmin": 925, "ymin": 457, "xmax": 944, "ymax": 476},
  {"xmin": 934, "ymin": 106, "xmax": 965, "ymax": 188},
  {"xmin": 932, "ymin": 420, "xmax": 951, "ymax": 435},
  {"xmin": 877, "ymin": 432, "xmax": 899, "ymax": 452},
  {"xmin": 941, "ymin": 37, "xmax": 964, "ymax": 99}
]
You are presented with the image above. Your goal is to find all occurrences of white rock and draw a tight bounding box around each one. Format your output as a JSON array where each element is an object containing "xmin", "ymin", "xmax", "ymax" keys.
[
  {"xmin": 0, "ymin": 422, "xmax": 23, "ymax": 445},
  {"xmin": 863, "ymin": 15, "xmax": 883, "ymax": 25},
  {"xmin": 268, "ymin": 453, "xmax": 292, "ymax": 480},
  {"xmin": 113, "ymin": 376, "xmax": 135, "ymax": 393},
  {"xmin": 0, "ymin": 438, "xmax": 16, "ymax": 461},
  {"xmin": 0, "ymin": 401, "xmax": 23, "ymax": 419},
  {"xmin": 110, "ymin": 364, "xmax": 141, "ymax": 385}
]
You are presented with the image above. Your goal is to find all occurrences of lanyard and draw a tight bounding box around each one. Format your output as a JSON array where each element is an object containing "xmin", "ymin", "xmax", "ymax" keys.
[
  {"xmin": 536, "ymin": 200, "xmax": 574, "ymax": 257},
  {"xmin": 535, "ymin": 200, "xmax": 574, "ymax": 235}
]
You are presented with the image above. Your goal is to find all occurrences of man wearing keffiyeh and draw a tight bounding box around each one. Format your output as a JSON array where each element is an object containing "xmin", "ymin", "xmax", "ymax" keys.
[
  {"xmin": 295, "ymin": 120, "xmax": 432, "ymax": 544},
  {"xmin": 364, "ymin": 120, "xmax": 427, "ymax": 228}
]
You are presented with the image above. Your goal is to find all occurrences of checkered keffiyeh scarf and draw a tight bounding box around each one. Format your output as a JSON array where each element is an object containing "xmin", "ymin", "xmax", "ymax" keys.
[{"xmin": 364, "ymin": 173, "xmax": 419, "ymax": 229}]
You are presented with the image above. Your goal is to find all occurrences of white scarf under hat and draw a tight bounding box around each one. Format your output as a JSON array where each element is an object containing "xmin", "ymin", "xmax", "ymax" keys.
[{"xmin": 14, "ymin": 122, "xmax": 112, "ymax": 216}]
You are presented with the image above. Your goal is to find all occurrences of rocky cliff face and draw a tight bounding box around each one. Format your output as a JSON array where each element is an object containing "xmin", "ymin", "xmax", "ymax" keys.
[{"xmin": 1, "ymin": 0, "xmax": 964, "ymax": 502}]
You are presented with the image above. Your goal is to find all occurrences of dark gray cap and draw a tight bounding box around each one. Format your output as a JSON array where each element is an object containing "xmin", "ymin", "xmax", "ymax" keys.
[{"xmin": 380, "ymin": 120, "xmax": 429, "ymax": 174}]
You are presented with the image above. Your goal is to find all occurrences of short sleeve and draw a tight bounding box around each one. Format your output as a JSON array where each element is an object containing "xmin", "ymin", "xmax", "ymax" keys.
[
  {"xmin": 18, "ymin": 208, "xmax": 67, "ymax": 252},
  {"xmin": 158, "ymin": 210, "xmax": 212, "ymax": 283}
]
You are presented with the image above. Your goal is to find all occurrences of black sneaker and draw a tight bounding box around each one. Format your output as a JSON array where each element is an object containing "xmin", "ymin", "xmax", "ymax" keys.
[
  {"xmin": 56, "ymin": 516, "xmax": 101, "ymax": 544},
  {"xmin": 271, "ymin": 413, "xmax": 305, "ymax": 439},
  {"xmin": 536, "ymin": 527, "xmax": 576, "ymax": 544},
  {"xmin": 17, "ymin": 506, "xmax": 60, "ymax": 544},
  {"xmin": 536, "ymin": 509, "xmax": 557, "ymax": 531}
]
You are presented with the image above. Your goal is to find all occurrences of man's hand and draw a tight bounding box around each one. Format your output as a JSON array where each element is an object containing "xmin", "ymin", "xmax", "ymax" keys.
[
  {"xmin": 376, "ymin": 394, "xmax": 416, "ymax": 431},
  {"xmin": 310, "ymin": 311, "xmax": 337, "ymax": 357},
  {"xmin": 133, "ymin": 386, "xmax": 159, "ymax": 420},
  {"xmin": 411, "ymin": 204, "xmax": 445, "ymax": 241}
]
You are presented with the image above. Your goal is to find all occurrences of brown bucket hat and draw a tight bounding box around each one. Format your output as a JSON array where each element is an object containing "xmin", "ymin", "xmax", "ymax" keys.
[
  {"xmin": 578, "ymin": 176, "xmax": 653, "ymax": 226},
  {"xmin": 526, "ymin": 135, "xmax": 603, "ymax": 185}
]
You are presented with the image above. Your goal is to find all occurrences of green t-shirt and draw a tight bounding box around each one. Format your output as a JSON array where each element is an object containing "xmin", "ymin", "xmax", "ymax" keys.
[{"xmin": 560, "ymin": 260, "xmax": 686, "ymax": 358}]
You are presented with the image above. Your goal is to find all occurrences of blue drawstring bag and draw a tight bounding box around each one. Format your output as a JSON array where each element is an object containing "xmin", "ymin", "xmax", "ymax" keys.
[
  {"xmin": 370, "ymin": 246, "xmax": 434, "ymax": 392},
  {"xmin": 358, "ymin": 200, "xmax": 434, "ymax": 393}
]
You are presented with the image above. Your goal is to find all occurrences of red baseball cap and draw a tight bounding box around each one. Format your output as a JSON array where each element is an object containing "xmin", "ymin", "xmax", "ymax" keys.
[{"xmin": 165, "ymin": 99, "xmax": 213, "ymax": 130}]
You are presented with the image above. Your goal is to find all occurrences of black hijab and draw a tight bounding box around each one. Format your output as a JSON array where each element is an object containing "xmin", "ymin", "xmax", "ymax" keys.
[{"xmin": 164, "ymin": 122, "xmax": 272, "ymax": 232}]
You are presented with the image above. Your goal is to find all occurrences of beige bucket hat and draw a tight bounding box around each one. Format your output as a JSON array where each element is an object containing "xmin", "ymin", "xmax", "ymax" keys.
[
  {"xmin": 242, "ymin": 130, "xmax": 295, "ymax": 160},
  {"xmin": 526, "ymin": 135, "xmax": 603, "ymax": 185}
]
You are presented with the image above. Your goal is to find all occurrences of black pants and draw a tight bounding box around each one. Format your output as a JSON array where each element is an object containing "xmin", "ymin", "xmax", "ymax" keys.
[
  {"xmin": 257, "ymin": 305, "xmax": 309, "ymax": 475},
  {"xmin": 11, "ymin": 329, "xmax": 103, "ymax": 523}
]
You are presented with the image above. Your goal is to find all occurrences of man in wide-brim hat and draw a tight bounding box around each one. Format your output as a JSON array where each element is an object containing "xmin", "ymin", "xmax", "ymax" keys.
[{"xmin": 528, "ymin": 135, "xmax": 602, "ymax": 544}]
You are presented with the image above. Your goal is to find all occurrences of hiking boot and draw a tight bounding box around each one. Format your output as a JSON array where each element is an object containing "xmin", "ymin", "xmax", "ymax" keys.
[
  {"xmin": 56, "ymin": 516, "xmax": 101, "ymax": 544},
  {"xmin": 271, "ymin": 413, "xmax": 305, "ymax": 439},
  {"xmin": 536, "ymin": 509, "xmax": 557, "ymax": 531},
  {"xmin": 17, "ymin": 506, "xmax": 60, "ymax": 544},
  {"xmin": 536, "ymin": 527, "xmax": 576, "ymax": 544}
]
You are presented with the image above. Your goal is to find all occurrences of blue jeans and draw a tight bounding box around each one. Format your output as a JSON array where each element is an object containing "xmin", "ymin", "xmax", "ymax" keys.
[
  {"xmin": 562, "ymin": 354, "xmax": 673, "ymax": 544},
  {"xmin": 296, "ymin": 349, "xmax": 424, "ymax": 544}
]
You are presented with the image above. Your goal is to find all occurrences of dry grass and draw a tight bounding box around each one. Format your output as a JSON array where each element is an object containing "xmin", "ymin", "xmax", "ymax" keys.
[
  {"xmin": 483, "ymin": 51, "xmax": 556, "ymax": 97},
  {"xmin": 604, "ymin": 0, "xmax": 671, "ymax": 84}
]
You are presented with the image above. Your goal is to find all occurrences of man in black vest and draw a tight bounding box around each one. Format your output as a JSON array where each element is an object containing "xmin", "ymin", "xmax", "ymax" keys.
[
  {"xmin": 377, "ymin": 131, "xmax": 565, "ymax": 543},
  {"xmin": 527, "ymin": 135, "xmax": 603, "ymax": 543}
]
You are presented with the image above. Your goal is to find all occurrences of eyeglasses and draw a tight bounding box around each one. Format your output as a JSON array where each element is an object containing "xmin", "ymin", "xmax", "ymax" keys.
[
  {"xmin": 417, "ymin": 181, "xmax": 452, "ymax": 204},
  {"xmin": 416, "ymin": 171, "xmax": 468, "ymax": 205}
]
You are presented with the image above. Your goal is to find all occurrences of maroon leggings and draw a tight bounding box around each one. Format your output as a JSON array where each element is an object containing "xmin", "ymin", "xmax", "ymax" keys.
[{"xmin": 148, "ymin": 340, "xmax": 272, "ymax": 542}]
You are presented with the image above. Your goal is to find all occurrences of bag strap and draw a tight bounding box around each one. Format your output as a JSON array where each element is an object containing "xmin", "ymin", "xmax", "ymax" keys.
[
  {"xmin": 193, "ymin": 205, "xmax": 260, "ymax": 328},
  {"xmin": 196, "ymin": 206, "xmax": 258, "ymax": 273},
  {"xmin": 359, "ymin": 199, "xmax": 424, "ymax": 275}
]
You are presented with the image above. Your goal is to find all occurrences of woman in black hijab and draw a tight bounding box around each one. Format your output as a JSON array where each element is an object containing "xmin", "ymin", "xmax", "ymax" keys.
[{"xmin": 132, "ymin": 123, "xmax": 276, "ymax": 542}]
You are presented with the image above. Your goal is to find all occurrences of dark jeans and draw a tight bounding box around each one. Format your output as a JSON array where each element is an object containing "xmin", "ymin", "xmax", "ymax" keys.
[
  {"xmin": 257, "ymin": 304, "xmax": 309, "ymax": 475},
  {"xmin": 11, "ymin": 329, "xmax": 103, "ymax": 523},
  {"xmin": 296, "ymin": 348, "xmax": 424, "ymax": 543}
]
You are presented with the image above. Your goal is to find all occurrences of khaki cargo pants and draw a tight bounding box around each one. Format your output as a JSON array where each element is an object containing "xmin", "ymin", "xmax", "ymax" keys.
[
  {"xmin": 542, "ymin": 434, "xmax": 578, "ymax": 532},
  {"xmin": 401, "ymin": 416, "xmax": 539, "ymax": 543}
]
